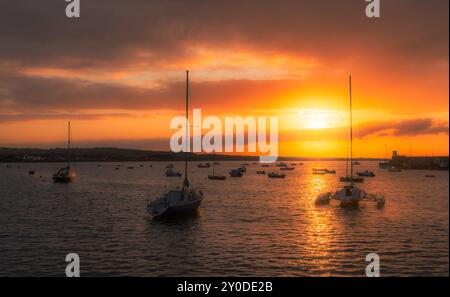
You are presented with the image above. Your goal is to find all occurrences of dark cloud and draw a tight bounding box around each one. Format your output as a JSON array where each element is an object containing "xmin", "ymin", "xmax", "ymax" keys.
[
  {"xmin": 357, "ymin": 118, "xmax": 449, "ymax": 138},
  {"xmin": 0, "ymin": 0, "xmax": 448, "ymax": 121},
  {"xmin": 0, "ymin": 0, "xmax": 447, "ymax": 70}
]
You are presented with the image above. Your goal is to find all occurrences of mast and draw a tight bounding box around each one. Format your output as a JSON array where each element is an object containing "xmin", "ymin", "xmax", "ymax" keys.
[
  {"xmin": 184, "ymin": 70, "xmax": 189, "ymax": 188},
  {"xmin": 67, "ymin": 121, "xmax": 71, "ymax": 168},
  {"xmin": 349, "ymin": 75, "xmax": 354, "ymax": 187}
]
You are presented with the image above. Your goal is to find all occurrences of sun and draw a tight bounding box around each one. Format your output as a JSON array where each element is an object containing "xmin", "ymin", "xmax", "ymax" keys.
[{"xmin": 306, "ymin": 117, "xmax": 328, "ymax": 129}]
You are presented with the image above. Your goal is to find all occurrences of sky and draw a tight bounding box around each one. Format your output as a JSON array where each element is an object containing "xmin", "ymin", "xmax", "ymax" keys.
[{"xmin": 0, "ymin": 0, "xmax": 448, "ymax": 158}]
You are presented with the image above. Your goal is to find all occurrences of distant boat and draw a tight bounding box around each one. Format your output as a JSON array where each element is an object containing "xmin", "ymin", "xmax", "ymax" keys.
[
  {"xmin": 425, "ymin": 174, "xmax": 435, "ymax": 178},
  {"xmin": 147, "ymin": 70, "xmax": 204, "ymax": 218},
  {"xmin": 208, "ymin": 153, "xmax": 226, "ymax": 180},
  {"xmin": 166, "ymin": 164, "xmax": 174, "ymax": 169},
  {"xmin": 28, "ymin": 170, "xmax": 35, "ymax": 175},
  {"xmin": 356, "ymin": 170, "xmax": 375, "ymax": 177},
  {"xmin": 280, "ymin": 167, "xmax": 295, "ymax": 171},
  {"xmin": 128, "ymin": 166, "xmax": 134, "ymax": 169},
  {"xmin": 313, "ymin": 168, "xmax": 335, "ymax": 174},
  {"xmin": 276, "ymin": 162, "xmax": 288, "ymax": 167},
  {"xmin": 268, "ymin": 172, "xmax": 286, "ymax": 178},
  {"xmin": 352, "ymin": 161, "xmax": 360, "ymax": 165},
  {"xmin": 229, "ymin": 169, "xmax": 243, "ymax": 177},
  {"xmin": 53, "ymin": 121, "xmax": 75, "ymax": 183},
  {"xmin": 256, "ymin": 170, "xmax": 266, "ymax": 175},
  {"xmin": 388, "ymin": 166, "xmax": 402, "ymax": 172},
  {"xmin": 166, "ymin": 168, "xmax": 182, "ymax": 177},
  {"xmin": 317, "ymin": 76, "xmax": 384, "ymax": 208},
  {"xmin": 261, "ymin": 164, "xmax": 269, "ymax": 168},
  {"xmin": 379, "ymin": 145, "xmax": 390, "ymax": 169},
  {"xmin": 237, "ymin": 166, "xmax": 246, "ymax": 173},
  {"xmin": 198, "ymin": 163, "xmax": 211, "ymax": 168}
]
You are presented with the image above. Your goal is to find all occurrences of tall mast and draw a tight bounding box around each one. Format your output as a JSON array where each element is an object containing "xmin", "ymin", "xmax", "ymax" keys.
[
  {"xmin": 184, "ymin": 70, "xmax": 189, "ymax": 188},
  {"xmin": 349, "ymin": 75, "xmax": 353, "ymax": 187},
  {"xmin": 67, "ymin": 121, "xmax": 71, "ymax": 168}
]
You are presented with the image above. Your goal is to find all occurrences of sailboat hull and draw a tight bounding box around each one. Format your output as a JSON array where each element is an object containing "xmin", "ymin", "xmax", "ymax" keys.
[
  {"xmin": 153, "ymin": 198, "xmax": 202, "ymax": 219},
  {"xmin": 53, "ymin": 176, "xmax": 74, "ymax": 183}
]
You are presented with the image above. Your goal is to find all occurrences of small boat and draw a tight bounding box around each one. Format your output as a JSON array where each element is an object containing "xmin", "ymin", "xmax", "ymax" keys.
[
  {"xmin": 291, "ymin": 163, "xmax": 297, "ymax": 166},
  {"xmin": 313, "ymin": 168, "xmax": 335, "ymax": 174},
  {"xmin": 166, "ymin": 168, "xmax": 182, "ymax": 177},
  {"xmin": 268, "ymin": 172, "xmax": 286, "ymax": 178},
  {"xmin": 6, "ymin": 164, "xmax": 11, "ymax": 168},
  {"xmin": 115, "ymin": 167, "xmax": 120, "ymax": 170},
  {"xmin": 280, "ymin": 167, "xmax": 295, "ymax": 171},
  {"xmin": 256, "ymin": 170, "xmax": 266, "ymax": 174},
  {"xmin": 208, "ymin": 153, "xmax": 226, "ymax": 180},
  {"xmin": 425, "ymin": 174, "xmax": 436, "ymax": 178},
  {"xmin": 229, "ymin": 169, "xmax": 243, "ymax": 177},
  {"xmin": 388, "ymin": 166, "xmax": 402, "ymax": 172},
  {"xmin": 149, "ymin": 165, "xmax": 153, "ymax": 167},
  {"xmin": 28, "ymin": 170, "xmax": 35, "ymax": 175},
  {"xmin": 208, "ymin": 174, "xmax": 226, "ymax": 180},
  {"xmin": 53, "ymin": 166, "xmax": 76, "ymax": 183},
  {"xmin": 139, "ymin": 164, "xmax": 144, "ymax": 167},
  {"xmin": 242, "ymin": 163, "xmax": 250, "ymax": 166},
  {"xmin": 166, "ymin": 164, "xmax": 174, "ymax": 169},
  {"xmin": 237, "ymin": 166, "xmax": 246, "ymax": 173},
  {"xmin": 213, "ymin": 162, "xmax": 220, "ymax": 165},
  {"xmin": 128, "ymin": 166, "xmax": 134, "ymax": 169},
  {"xmin": 53, "ymin": 121, "xmax": 75, "ymax": 183},
  {"xmin": 197, "ymin": 163, "xmax": 211, "ymax": 168},
  {"xmin": 352, "ymin": 161, "xmax": 361, "ymax": 165},
  {"xmin": 276, "ymin": 162, "xmax": 288, "ymax": 167},
  {"xmin": 356, "ymin": 170, "xmax": 375, "ymax": 177},
  {"xmin": 378, "ymin": 161, "xmax": 390, "ymax": 169},
  {"xmin": 261, "ymin": 164, "xmax": 269, "ymax": 168},
  {"xmin": 147, "ymin": 71, "xmax": 204, "ymax": 219}
]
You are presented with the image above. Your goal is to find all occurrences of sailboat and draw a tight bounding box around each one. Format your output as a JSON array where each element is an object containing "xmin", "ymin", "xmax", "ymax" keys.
[
  {"xmin": 147, "ymin": 71, "xmax": 204, "ymax": 218},
  {"xmin": 379, "ymin": 144, "xmax": 390, "ymax": 169},
  {"xmin": 208, "ymin": 153, "xmax": 226, "ymax": 180},
  {"xmin": 316, "ymin": 76, "xmax": 384, "ymax": 208},
  {"xmin": 53, "ymin": 121, "xmax": 76, "ymax": 183}
]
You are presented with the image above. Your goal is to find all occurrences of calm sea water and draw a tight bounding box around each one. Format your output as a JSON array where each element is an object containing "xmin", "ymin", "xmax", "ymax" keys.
[{"xmin": 0, "ymin": 161, "xmax": 448, "ymax": 276}]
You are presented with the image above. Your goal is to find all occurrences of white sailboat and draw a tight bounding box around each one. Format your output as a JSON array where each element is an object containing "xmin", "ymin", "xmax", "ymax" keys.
[
  {"xmin": 53, "ymin": 121, "xmax": 76, "ymax": 183},
  {"xmin": 316, "ymin": 76, "xmax": 384, "ymax": 208},
  {"xmin": 147, "ymin": 71, "xmax": 204, "ymax": 218}
]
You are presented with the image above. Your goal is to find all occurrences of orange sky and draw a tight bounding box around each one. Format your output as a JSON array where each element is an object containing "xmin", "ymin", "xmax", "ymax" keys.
[{"xmin": 0, "ymin": 0, "xmax": 448, "ymax": 158}]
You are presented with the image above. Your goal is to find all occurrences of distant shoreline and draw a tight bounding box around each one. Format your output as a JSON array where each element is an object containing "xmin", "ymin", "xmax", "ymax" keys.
[{"xmin": 0, "ymin": 147, "xmax": 389, "ymax": 163}]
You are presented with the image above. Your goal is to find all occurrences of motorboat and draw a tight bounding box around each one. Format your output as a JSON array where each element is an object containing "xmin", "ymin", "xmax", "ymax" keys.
[
  {"xmin": 268, "ymin": 172, "xmax": 286, "ymax": 178},
  {"xmin": 229, "ymin": 169, "xmax": 243, "ymax": 177},
  {"xmin": 356, "ymin": 170, "xmax": 375, "ymax": 177},
  {"xmin": 166, "ymin": 168, "xmax": 182, "ymax": 177}
]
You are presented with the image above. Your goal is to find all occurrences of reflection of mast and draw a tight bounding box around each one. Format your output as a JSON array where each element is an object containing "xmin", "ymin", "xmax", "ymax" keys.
[
  {"xmin": 349, "ymin": 75, "xmax": 354, "ymax": 187},
  {"xmin": 184, "ymin": 70, "xmax": 189, "ymax": 188},
  {"xmin": 67, "ymin": 121, "xmax": 71, "ymax": 168}
]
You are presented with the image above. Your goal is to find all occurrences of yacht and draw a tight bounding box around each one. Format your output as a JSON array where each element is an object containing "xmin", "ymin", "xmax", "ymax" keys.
[
  {"xmin": 229, "ymin": 169, "xmax": 243, "ymax": 177},
  {"xmin": 357, "ymin": 170, "xmax": 375, "ymax": 177},
  {"xmin": 208, "ymin": 154, "xmax": 226, "ymax": 180},
  {"xmin": 317, "ymin": 76, "xmax": 384, "ymax": 208},
  {"xmin": 147, "ymin": 71, "xmax": 204, "ymax": 218},
  {"xmin": 53, "ymin": 122, "xmax": 76, "ymax": 183}
]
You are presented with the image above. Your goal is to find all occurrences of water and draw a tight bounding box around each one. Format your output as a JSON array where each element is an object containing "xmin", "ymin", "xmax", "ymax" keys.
[{"xmin": 0, "ymin": 161, "xmax": 448, "ymax": 276}]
